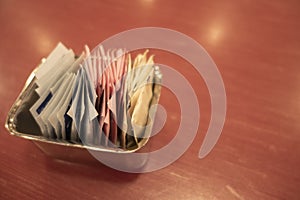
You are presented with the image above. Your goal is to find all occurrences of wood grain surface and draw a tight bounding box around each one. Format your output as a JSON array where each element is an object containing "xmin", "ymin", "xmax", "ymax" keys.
[{"xmin": 0, "ymin": 0, "xmax": 300, "ymax": 199}]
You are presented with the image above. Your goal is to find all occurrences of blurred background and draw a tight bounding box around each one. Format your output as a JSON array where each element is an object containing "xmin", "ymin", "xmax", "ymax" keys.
[{"xmin": 0, "ymin": 0, "xmax": 300, "ymax": 199}]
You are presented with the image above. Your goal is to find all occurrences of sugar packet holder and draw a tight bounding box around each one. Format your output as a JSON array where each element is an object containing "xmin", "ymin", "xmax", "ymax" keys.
[{"xmin": 5, "ymin": 45, "xmax": 162, "ymax": 168}]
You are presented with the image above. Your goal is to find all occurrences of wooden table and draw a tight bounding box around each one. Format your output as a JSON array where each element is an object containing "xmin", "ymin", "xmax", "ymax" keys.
[{"xmin": 1, "ymin": 0, "xmax": 299, "ymax": 199}]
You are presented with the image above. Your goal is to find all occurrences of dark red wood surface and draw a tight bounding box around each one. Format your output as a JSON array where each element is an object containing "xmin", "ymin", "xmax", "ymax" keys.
[{"xmin": 1, "ymin": 0, "xmax": 300, "ymax": 199}]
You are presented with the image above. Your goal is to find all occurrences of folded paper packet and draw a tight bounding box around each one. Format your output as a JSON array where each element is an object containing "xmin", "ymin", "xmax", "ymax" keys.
[{"xmin": 5, "ymin": 43, "xmax": 162, "ymax": 156}]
